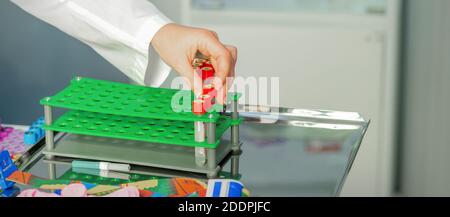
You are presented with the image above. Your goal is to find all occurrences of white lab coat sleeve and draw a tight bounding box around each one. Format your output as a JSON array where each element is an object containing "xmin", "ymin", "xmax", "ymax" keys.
[{"xmin": 11, "ymin": 0, "xmax": 173, "ymax": 87}]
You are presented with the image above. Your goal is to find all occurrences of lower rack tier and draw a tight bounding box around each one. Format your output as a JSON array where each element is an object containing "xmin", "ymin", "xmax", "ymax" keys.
[
  {"xmin": 43, "ymin": 133, "xmax": 233, "ymax": 175},
  {"xmin": 44, "ymin": 110, "xmax": 233, "ymax": 148}
]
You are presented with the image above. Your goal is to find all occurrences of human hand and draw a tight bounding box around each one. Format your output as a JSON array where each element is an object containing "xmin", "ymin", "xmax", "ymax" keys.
[{"xmin": 151, "ymin": 23, "xmax": 237, "ymax": 104}]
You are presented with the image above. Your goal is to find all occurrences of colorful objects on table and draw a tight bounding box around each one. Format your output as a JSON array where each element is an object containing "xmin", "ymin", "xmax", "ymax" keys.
[
  {"xmin": 23, "ymin": 117, "xmax": 45, "ymax": 146},
  {"xmin": 5, "ymin": 169, "xmax": 201, "ymax": 197},
  {"xmin": 0, "ymin": 117, "xmax": 45, "ymax": 158},
  {"xmin": 6, "ymin": 170, "xmax": 128, "ymax": 196},
  {"xmin": 0, "ymin": 150, "xmax": 18, "ymax": 190},
  {"xmin": 206, "ymin": 179, "xmax": 245, "ymax": 197},
  {"xmin": 7, "ymin": 168, "xmax": 249, "ymax": 197}
]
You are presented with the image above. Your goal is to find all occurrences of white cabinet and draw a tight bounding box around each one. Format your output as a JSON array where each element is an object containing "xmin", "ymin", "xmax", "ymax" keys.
[{"xmin": 153, "ymin": 0, "xmax": 401, "ymax": 196}]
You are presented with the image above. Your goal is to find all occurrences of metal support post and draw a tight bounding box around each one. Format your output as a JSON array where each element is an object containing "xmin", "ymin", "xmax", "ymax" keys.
[{"xmin": 44, "ymin": 103, "xmax": 54, "ymax": 160}]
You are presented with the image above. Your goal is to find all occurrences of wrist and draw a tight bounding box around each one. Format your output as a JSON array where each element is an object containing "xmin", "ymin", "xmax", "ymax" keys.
[{"xmin": 136, "ymin": 14, "xmax": 173, "ymax": 50}]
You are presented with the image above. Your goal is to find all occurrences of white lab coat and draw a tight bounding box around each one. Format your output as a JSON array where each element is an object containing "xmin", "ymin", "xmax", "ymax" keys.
[{"xmin": 11, "ymin": 0, "xmax": 172, "ymax": 87}]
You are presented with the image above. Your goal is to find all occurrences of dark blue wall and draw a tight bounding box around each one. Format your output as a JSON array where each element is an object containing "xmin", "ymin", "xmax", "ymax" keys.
[{"xmin": 0, "ymin": 1, "xmax": 129, "ymax": 124}]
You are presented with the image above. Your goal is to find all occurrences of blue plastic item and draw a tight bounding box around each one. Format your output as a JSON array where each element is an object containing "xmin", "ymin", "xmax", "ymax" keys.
[
  {"xmin": 54, "ymin": 189, "xmax": 62, "ymax": 195},
  {"xmin": 0, "ymin": 150, "xmax": 17, "ymax": 190},
  {"xmin": 228, "ymin": 181, "xmax": 244, "ymax": 197},
  {"xmin": 0, "ymin": 186, "xmax": 20, "ymax": 197},
  {"xmin": 24, "ymin": 117, "xmax": 45, "ymax": 146},
  {"xmin": 206, "ymin": 179, "xmax": 244, "ymax": 197},
  {"xmin": 23, "ymin": 131, "xmax": 36, "ymax": 145}
]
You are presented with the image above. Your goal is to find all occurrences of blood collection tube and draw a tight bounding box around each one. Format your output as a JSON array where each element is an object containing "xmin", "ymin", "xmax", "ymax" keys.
[
  {"xmin": 192, "ymin": 99, "xmax": 206, "ymax": 115},
  {"xmin": 199, "ymin": 94, "xmax": 215, "ymax": 110},
  {"xmin": 201, "ymin": 67, "xmax": 215, "ymax": 81},
  {"xmin": 203, "ymin": 84, "xmax": 215, "ymax": 95},
  {"xmin": 194, "ymin": 121, "xmax": 205, "ymax": 142},
  {"xmin": 202, "ymin": 61, "xmax": 213, "ymax": 68}
]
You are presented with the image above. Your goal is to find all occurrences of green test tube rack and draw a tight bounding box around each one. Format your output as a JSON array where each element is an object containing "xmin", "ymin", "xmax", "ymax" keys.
[{"xmin": 40, "ymin": 77, "xmax": 242, "ymax": 178}]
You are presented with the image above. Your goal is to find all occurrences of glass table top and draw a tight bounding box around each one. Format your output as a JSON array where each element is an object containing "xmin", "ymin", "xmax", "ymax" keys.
[{"xmin": 14, "ymin": 105, "xmax": 369, "ymax": 197}]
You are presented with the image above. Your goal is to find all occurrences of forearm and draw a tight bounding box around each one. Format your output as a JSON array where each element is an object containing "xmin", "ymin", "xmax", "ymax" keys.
[{"xmin": 11, "ymin": 0, "xmax": 172, "ymax": 85}]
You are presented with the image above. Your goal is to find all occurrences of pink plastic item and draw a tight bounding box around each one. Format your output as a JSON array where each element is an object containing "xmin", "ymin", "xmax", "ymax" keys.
[
  {"xmin": 18, "ymin": 189, "xmax": 59, "ymax": 197},
  {"xmin": 102, "ymin": 187, "xmax": 140, "ymax": 197},
  {"xmin": 17, "ymin": 184, "xmax": 140, "ymax": 197},
  {"xmin": 0, "ymin": 128, "xmax": 27, "ymax": 155},
  {"xmin": 61, "ymin": 183, "xmax": 88, "ymax": 197}
]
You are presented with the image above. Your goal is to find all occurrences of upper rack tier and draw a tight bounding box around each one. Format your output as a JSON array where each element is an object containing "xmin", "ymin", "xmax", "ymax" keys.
[{"xmin": 40, "ymin": 77, "xmax": 223, "ymax": 122}]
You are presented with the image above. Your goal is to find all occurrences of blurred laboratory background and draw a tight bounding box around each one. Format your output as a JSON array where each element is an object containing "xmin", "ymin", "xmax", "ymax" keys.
[{"xmin": 0, "ymin": 0, "xmax": 449, "ymax": 196}]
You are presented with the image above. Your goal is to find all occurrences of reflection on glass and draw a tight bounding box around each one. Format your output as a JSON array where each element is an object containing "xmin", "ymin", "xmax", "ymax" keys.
[{"xmin": 221, "ymin": 105, "xmax": 369, "ymax": 196}]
